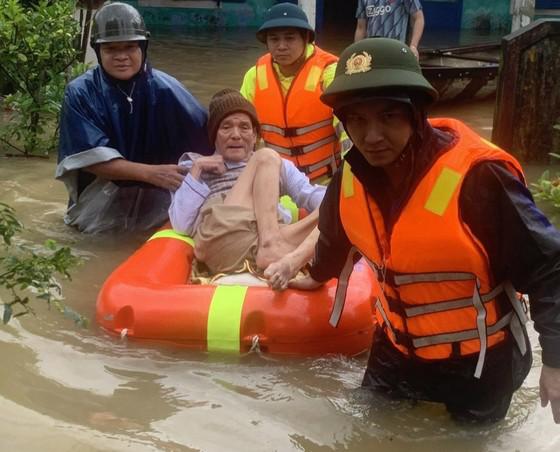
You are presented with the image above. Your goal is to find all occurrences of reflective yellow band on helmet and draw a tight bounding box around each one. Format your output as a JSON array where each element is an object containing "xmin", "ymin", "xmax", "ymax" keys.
[
  {"xmin": 305, "ymin": 65, "xmax": 322, "ymax": 92},
  {"xmin": 148, "ymin": 229, "xmax": 195, "ymax": 247},
  {"xmin": 342, "ymin": 162, "xmax": 355, "ymax": 198},
  {"xmin": 424, "ymin": 167, "xmax": 462, "ymax": 216},
  {"xmin": 207, "ymin": 285, "xmax": 247, "ymax": 352},
  {"xmin": 257, "ymin": 64, "xmax": 268, "ymax": 90}
]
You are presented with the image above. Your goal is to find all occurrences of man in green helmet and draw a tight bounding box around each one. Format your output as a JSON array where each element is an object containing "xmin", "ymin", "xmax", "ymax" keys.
[
  {"xmin": 240, "ymin": 2, "xmax": 350, "ymax": 183},
  {"xmin": 266, "ymin": 37, "xmax": 560, "ymax": 424}
]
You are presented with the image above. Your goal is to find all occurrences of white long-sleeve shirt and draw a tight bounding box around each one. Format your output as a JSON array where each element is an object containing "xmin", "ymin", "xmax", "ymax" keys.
[{"xmin": 169, "ymin": 155, "xmax": 326, "ymax": 236}]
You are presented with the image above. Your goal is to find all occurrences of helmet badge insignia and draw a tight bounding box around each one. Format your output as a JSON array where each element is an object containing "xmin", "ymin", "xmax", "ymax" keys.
[{"xmin": 345, "ymin": 52, "xmax": 372, "ymax": 75}]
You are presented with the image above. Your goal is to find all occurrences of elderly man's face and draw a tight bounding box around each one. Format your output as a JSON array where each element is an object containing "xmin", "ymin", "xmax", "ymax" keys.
[
  {"xmin": 215, "ymin": 112, "xmax": 257, "ymax": 162},
  {"xmin": 342, "ymin": 99, "xmax": 413, "ymax": 168},
  {"xmin": 99, "ymin": 41, "xmax": 142, "ymax": 80}
]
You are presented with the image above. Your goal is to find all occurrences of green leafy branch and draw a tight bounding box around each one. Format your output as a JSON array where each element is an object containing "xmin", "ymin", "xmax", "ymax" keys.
[
  {"xmin": 0, "ymin": 0, "xmax": 85, "ymax": 156},
  {"xmin": 0, "ymin": 202, "xmax": 86, "ymax": 326},
  {"xmin": 530, "ymin": 122, "xmax": 560, "ymax": 209}
]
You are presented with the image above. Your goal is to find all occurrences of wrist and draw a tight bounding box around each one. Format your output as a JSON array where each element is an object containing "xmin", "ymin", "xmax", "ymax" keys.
[{"xmin": 190, "ymin": 164, "xmax": 202, "ymax": 181}]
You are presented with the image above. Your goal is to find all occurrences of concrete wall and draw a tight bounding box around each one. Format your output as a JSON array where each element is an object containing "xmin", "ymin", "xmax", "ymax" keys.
[
  {"xmin": 123, "ymin": 0, "xmax": 275, "ymax": 28},
  {"xmin": 461, "ymin": 0, "xmax": 512, "ymax": 31}
]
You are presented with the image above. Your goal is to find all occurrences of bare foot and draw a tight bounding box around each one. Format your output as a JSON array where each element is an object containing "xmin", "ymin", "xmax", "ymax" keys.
[
  {"xmin": 264, "ymin": 257, "xmax": 297, "ymax": 291},
  {"xmin": 255, "ymin": 236, "xmax": 295, "ymax": 270}
]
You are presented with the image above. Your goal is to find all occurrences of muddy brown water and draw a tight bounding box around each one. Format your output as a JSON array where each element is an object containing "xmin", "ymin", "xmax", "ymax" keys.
[{"xmin": 1, "ymin": 28, "xmax": 559, "ymax": 451}]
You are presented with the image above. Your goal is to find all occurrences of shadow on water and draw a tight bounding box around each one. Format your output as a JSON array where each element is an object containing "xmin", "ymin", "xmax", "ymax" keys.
[{"xmin": 1, "ymin": 27, "xmax": 559, "ymax": 452}]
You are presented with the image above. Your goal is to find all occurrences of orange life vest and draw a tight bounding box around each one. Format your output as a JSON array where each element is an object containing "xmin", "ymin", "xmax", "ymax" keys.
[
  {"xmin": 335, "ymin": 118, "xmax": 529, "ymax": 378},
  {"xmin": 253, "ymin": 47, "xmax": 340, "ymax": 182}
]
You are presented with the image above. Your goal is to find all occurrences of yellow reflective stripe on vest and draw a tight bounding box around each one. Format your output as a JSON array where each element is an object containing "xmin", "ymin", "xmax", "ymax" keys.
[
  {"xmin": 257, "ymin": 64, "xmax": 268, "ymax": 90},
  {"xmin": 342, "ymin": 162, "xmax": 355, "ymax": 198},
  {"xmin": 424, "ymin": 167, "xmax": 462, "ymax": 216},
  {"xmin": 148, "ymin": 229, "xmax": 194, "ymax": 247},
  {"xmin": 207, "ymin": 285, "xmax": 247, "ymax": 352},
  {"xmin": 304, "ymin": 65, "xmax": 322, "ymax": 92},
  {"xmin": 481, "ymin": 137, "xmax": 500, "ymax": 150}
]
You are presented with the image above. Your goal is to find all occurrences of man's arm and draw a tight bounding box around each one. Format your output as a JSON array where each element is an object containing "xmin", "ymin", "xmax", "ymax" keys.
[
  {"xmin": 354, "ymin": 18, "xmax": 367, "ymax": 42},
  {"xmin": 85, "ymin": 159, "xmax": 188, "ymax": 192},
  {"xmin": 408, "ymin": 10, "xmax": 425, "ymax": 59},
  {"xmin": 461, "ymin": 161, "xmax": 560, "ymax": 423}
]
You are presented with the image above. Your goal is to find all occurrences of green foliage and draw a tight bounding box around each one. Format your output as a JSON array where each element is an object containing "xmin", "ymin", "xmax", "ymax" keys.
[
  {"xmin": 531, "ymin": 147, "xmax": 560, "ymax": 209},
  {"xmin": 0, "ymin": 202, "xmax": 86, "ymax": 326},
  {"xmin": 0, "ymin": 0, "xmax": 84, "ymax": 156}
]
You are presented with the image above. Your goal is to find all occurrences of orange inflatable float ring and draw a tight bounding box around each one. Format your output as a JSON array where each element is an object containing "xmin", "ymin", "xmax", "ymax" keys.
[{"xmin": 96, "ymin": 228, "xmax": 377, "ymax": 356}]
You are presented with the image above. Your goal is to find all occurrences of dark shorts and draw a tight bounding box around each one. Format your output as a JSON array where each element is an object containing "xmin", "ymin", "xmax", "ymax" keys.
[{"xmin": 362, "ymin": 328, "xmax": 533, "ymax": 423}]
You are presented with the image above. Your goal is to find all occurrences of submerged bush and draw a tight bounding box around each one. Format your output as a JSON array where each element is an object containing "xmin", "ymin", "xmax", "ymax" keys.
[{"xmin": 0, "ymin": 202, "xmax": 86, "ymax": 326}]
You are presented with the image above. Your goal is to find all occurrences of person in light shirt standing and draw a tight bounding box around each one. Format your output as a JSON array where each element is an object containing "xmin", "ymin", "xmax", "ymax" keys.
[{"xmin": 354, "ymin": 0, "xmax": 425, "ymax": 59}]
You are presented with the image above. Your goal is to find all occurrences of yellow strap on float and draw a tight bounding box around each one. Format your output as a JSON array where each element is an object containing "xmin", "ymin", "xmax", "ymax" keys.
[
  {"xmin": 148, "ymin": 229, "xmax": 195, "ymax": 247},
  {"xmin": 207, "ymin": 285, "xmax": 247, "ymax": 352}
]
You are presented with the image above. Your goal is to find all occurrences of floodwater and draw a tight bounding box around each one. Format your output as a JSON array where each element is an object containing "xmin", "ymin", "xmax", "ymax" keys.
[{"xmin": 1, "ymin": 28, "xmax": 559, "ymax": 451}]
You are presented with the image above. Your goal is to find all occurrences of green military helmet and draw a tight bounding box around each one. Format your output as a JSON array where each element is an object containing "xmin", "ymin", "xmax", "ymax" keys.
[
  {"xmin": 321, "ymin": 38, "xmax": 439, "ymax": 110},
  {"xmin": 90, "ymin": 2, "xmax": 150, "ymax": 48},
  {"xmin": 256, "ymin": 2, "xmax": 315, "ymax": 43}
]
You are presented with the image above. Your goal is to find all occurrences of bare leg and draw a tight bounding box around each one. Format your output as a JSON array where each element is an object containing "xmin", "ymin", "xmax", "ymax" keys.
[
  {"xmin": 264, "ymin": 226, "xmax": 320, "ymax": 290},
  {"xmin": 224, "ymin": 148, "xmax": 299, "ymax": 269}
]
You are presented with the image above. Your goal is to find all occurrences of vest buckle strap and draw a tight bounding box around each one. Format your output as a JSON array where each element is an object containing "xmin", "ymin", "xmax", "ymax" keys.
[
  {"xmin": 330, "ymin": 247, "xmax": 361, "ymax": 327},
  {"xmin": 261, "ymin": 119, "xmax": 334, "ymax": 138},
  {"xmin": 394, "ymin": 330, "xmax": 414, "ymax": 348},
  {"xmin": 386, "ymin": 295, "xmax": 407, "ymax": 316},
  {"xmin": 284, "ymin": 127, "xmax": 298, "ymax": 138},
  {"xmin": 403, "ymin": 283, "xmax": 506, "ymax": 318},
  {"xmin": 261, "ymin": 123, "xmax": 286, "ymax": 136},
  {"xmin": 299, "ymin": 135, "xmax": 337, "ymax": 155},
  {"xmin": 265, "ymin": 143, "xmax": 293, "ymax": 156},
  {"xmin": 300, "ymin": 152, "xmax": 339, "ymax": 175},
  {"xmin": 472, "ymin": 278, "xmax": 488, "ymax": 379},
  {"xmin": 410, "ymin": 311, "xmax": 514, "ymax": 349},
  {"xmin": 293, "ymin": 118, "xmax": 333, "ymax": 136},
  {"xmin": 393, "ymin": 271, "xmax": 475, "ymax": 286}
]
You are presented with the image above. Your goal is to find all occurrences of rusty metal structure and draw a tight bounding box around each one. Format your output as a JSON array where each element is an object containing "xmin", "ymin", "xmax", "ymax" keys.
[{"xmin": 493, "ymin": 19, "xmax": 560, "ymax": 162}]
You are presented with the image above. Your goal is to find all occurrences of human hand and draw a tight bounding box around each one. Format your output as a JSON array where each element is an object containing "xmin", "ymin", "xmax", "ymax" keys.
[
  {"xmin": 264, "ymin": 260, "xmax": 296, "ymax": 291},
  {"xmin": 409, "ymin": 45, "xmax": 420, "ymax": 60},
  {"xmin": 540, "ymin": 364, "xmax": 560, "ymax": 423},
  {"xmin": 287, "ymin": 274, "xmax": 324, "ymax": 291},
  {"xmin": 190, "ymin": 155, "xmax": 226, "ymax": 180},
  {"xmin": 146, "ymin": 164, "xmax": 189, "ymax": 191}
]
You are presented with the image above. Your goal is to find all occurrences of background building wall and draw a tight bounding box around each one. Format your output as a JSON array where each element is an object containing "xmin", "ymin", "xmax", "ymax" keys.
[
  {"xmin": 123, "ymin": 0, "xmax": 275, "ymax": 28},
  {"xmin": 461, "ymin": 0, "xmax": 511, "ymax": 31}
]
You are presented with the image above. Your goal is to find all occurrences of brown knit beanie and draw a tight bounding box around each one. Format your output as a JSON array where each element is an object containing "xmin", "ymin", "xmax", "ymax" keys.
[{"xmin": 207, "ymin": 88, "xmax": 260, "ymax": 145}]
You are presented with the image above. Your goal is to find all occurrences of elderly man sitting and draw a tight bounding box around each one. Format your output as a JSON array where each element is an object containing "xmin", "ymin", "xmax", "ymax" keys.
[{"xmin": 169, "ymin": 89, "xmax": 325, "ymax": 277}]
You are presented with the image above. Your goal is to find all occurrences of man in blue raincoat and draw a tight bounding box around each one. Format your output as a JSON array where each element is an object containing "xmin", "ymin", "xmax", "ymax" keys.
[{"xmin": 56, "ymin": 2, "xmax": 212, "ymax": 233}]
